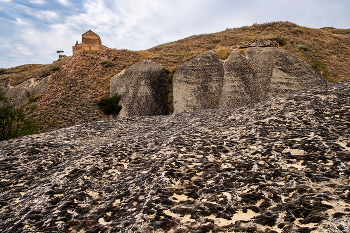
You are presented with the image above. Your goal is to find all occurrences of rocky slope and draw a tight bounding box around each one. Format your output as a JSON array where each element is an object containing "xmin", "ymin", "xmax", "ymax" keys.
[{"xmin": 1, "ymin": 81, "xmax": 349, "ymax": 232}]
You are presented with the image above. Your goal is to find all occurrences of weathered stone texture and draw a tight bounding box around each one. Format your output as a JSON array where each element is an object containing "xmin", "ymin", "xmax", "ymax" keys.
[
  {"xmin": 0, "ymin": 81, "xmax": 349, "ymax": 232},
  {"xmin": 0, "ymin": 76, "xmax": 50, "ymax": 106},
  {"xmin": 173, "ymin": 51, "xmax": 224, "ymax": 114},
  {"xmin": 236, "ymin": 39, "xmax": 280, "ymax": 49},
  {"xmin": 174, "ymin": 47, "xmax": 328, "ymax": 113},
  {"xmin": 110, "ymin": 59, "xmax": 168, "ymax": 117}
]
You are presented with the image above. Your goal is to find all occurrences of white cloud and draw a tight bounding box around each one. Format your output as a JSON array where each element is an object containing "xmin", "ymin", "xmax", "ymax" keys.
[
  {"xmin": 15, "ymin": 17, "xmax": 30, "ymax": 25},
  {"xmin": 35, "ymin": 10, "xmax": 59, "ymax": 20},
  {"xmin": 56, "ymin": 0, "xmax": 68, "ymax": 6},
  {"xmin": 1, "ymin": 0, "xmax": 350, "ymax": 68},
  {"xmin": 29, "ymin": 0, "xmax": 46, "ymax": 4}
]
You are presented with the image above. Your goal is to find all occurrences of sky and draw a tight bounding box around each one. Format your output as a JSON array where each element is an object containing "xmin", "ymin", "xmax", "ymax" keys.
[{"xmin": 0, "ymin": 0, "xmax": 349, "ymax": 68}]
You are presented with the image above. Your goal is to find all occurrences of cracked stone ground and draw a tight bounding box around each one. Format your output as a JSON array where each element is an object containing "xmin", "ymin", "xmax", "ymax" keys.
[{"xmin": 1, "ymin": 81, "xmax": 350, "ymax": 233}]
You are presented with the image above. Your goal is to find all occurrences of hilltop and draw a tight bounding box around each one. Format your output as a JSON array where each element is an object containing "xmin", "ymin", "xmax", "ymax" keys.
[{"xmin": 0, "ymin": 21, "xmax": 349, "ymax": 132}]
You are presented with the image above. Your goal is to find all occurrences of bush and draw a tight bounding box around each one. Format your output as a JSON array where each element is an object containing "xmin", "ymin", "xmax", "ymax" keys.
[
  {"xmin": 28, "ymin": 103, "xmax": 38, "ymax": 112},
  {"xmin": 0, "ymin": 90, "xmax": 40, "ymax": 141},
  {"xmin": 312, "ymin": 60, "xmax": 325, "ymax": 70},
  {"xmin": 97, "ymin": 94, "xmax": 122, "ymax": 115},
  {"xmin": 101, "ymin": 59, "xmax": 113, "ymax": 68},
  {"xmin": 297, "ymin": 44, "xmax": 310, "ymax": 51},
  {"xmin": 50, "ymin": 64, "xmax": 61, "ymax": 71},
  {"xmin": 291, "ymin": 27, "xmax": 304, "ymax": 34},
  {"xmin": 274, "ymin": 36, "xmax": 287, "ymax": 46},
  {"xmin": 28, "ymin": 94, "xmax": 42, "ymax": 103}
]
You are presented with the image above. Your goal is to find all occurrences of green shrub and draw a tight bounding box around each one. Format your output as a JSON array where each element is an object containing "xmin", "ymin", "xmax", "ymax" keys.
[
  {"xmin": 0, "ymin": 90, "xmax": 40, "ymax": 141},
  {"xmin": 41, "ymin": 70, "xmax": 51, "ymax": 77},
  {"xmin": 28, "ymin": 103, "xmax": 38, "ymax": 112},
  {"xmin": 50, "ymin": 64, "xmax": 61, "ymax": 71},
  {"xmin": 241, "ymin": 26, "xmax": 249, "ymax": 31},
  {"xmin": 274, "ymin": 36, "xmax": 287, "ymax": 46},
  {"xmin": 312, "ymin": 60, "xmax": 325, "ymax": 70},
  {"xmin": 297, "ymin": 44, "xmax": 310, "ymax": 51},
  {"xmin": 291, "ymin": 27, "xmax": 304, "ymax": 34},
  {"xmin": 0, "ymin": 68, "xmax": 6, "ymax": 75},
  {"xmin": 97, "ymin": 94, "xmax": 122, "ymax": 115},
  {"xmin": 101, "ymin": 59, "xmax": 113, "ymax": 68},
  {"xmin": 28, "ymin": 94, "xmax": 42, "ymax": 103}
]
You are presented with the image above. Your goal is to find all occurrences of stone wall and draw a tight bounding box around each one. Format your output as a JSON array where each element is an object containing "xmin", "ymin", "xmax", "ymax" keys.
[{"xmin": 72, "ymin": 30, "xmax": 108, "ymax": 55}]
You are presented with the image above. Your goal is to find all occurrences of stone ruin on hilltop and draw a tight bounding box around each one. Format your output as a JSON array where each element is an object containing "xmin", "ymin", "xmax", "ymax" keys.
[{"xmin": 72, "ymin": 30, "xmax": 108, "ymax": 55}]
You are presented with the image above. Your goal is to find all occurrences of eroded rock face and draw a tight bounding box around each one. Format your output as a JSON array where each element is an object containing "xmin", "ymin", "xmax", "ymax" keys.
[
  {"xmin": 236, "ymin": 39, "xmax": 280, "ymax": 49},
  {"xmin": 110, "ymin": 60, "xmax": 168, "ymax": 117},
  {"xmin": 0, "ymin": 77, "xmax": 50, "ymax": 106},
  {"xmin": 174, "ymin": 47, "xmax": 328, "ymax": 113},
  {"xmin": 173, "ymin": 51, "xmax": 224, "ymax": 113},
  {"xmin": 0, "ymin": 81, "xmax": 349, "ymax": 232}
]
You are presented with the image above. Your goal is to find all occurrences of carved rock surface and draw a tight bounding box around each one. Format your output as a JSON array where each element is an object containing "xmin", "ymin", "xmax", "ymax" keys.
[
  {"xmin": 0, "ymin": 77, "xmax": 50, "ymax": 106},
  {"xmin": 174, "ymin": 47, "xmax": 328, "ymax": 113},
  {"xmin": 110, "ymin": 60, "xmax": 168, "ymax": 117},
  {"xmin": 0, "ymin": 81, "xmax": 349, "ymax": 232}
]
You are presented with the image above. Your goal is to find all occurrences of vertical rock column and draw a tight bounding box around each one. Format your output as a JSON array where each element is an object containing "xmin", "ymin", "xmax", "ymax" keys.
[
  {"xmin": 110, "ymin": 60, "xmax": 168, "ymax": 117},
  {"xmin": 219, "ymin": 50, "xmax": 256, "ymax": 109},
  {"xmin": 173, "ymin": 51, "xmax": 224, "ymax": 114}
]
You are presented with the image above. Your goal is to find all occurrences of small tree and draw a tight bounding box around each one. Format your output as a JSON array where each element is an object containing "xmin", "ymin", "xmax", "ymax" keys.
[
  {"xmin": 97, "ymin": 94, "xmax": 122, "ymax": 115},
  {"xmin": 0, "ymin": 90, "xmax": 40, "ymax": 141},
  {"xmin": 56, "ymin": 50, "xmax": 64, "ymax": 54}
]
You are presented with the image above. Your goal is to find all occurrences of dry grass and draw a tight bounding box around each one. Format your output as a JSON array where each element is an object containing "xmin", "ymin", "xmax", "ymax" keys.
[{"xmin": 1, "ymin": 21, "xmax": 349, "ymax": 132}]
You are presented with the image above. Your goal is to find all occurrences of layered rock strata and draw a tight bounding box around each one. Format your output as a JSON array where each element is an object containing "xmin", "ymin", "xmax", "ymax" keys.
[
  {"xmin": 110, "ymin": 60, "xmax": 168, "ymax": 117},
  {"xmin": 0, "ymin": 77, "xmax": 50, "ymax": 106},
  {"xmin": 173, "ymin": 47, "xmax": 328, "ymax": 114},
  {"xmin": 1, "ymin": 81, "xmax": 349, "ymax": 232},
  {"xmin": 236, "ymin": 39, "xmax": 280, "ymax": 49},
  {"xmin": 172, "ymin": 51, "xmax": 224, "ymax": 113}
]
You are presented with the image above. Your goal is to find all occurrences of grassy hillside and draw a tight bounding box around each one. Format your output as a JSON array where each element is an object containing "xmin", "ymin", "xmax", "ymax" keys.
[{"xmin": 0, "ymin": 21, "xmax": 349, "ymax": 133}]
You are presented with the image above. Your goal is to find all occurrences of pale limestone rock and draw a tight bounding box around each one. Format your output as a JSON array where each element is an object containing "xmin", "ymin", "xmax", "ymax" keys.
[
  {"xmin": 0, "ymin": 76, "xmax": 50, "ymax": 106},
  {"xmin": 173, "ymin": 51, "xmax": 224, "ymax": 114},
  {"xmin": 174, "ymin": 47, "xmax": 328, "ymax": 113},
  {"xmin": 110, "ymin": 60, "xmax": 168, "ymax": 117}
]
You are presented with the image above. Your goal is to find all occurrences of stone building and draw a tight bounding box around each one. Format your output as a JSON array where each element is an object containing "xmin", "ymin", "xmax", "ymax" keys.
[{"xmin": 72, "ymin": 30, "xmax": 108, "ymax": 54}]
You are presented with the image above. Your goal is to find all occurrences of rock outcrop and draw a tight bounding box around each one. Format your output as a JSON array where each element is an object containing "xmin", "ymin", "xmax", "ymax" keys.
[
  {"xmin": 173, "ymin": 51, "xmax": 224, "ymax": 113},
  {"xmin": 236, "ymin": 39, "xmax": 280, "ymax": 49},
  {"xmin": 0, "ymin": 81, "xmax": 349, "ymax": 232},
  {"xmin": 173, "ymin": 47, "xmax": 328, "ymax": 114},
  {"xmin": 0, "ymin": 77, "xmax": 50, "ymax": 106},
  {"xmin": 110, "ymin": 60, "xmax": 168, "ymax": 117}
]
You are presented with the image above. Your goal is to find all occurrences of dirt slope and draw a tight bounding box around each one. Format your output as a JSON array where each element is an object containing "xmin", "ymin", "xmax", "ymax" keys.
[{"xmin": 0, "ymin": 21, "xmax": 349, "ymax": 132}]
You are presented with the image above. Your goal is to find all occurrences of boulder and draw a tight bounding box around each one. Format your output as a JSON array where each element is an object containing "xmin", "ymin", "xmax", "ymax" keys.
[
  {"xmin": 173, "ymin": 47, "xmax": 328, "ymax": 113},
  {"xmin": 0, "ymin": 77, "xmax": 50, "ymax": 106},
  {"xmin": 110, "ymin": 60, "xmax": 168, "ymax": 117},
  {"xmin": 173, "ymin": 51, "xmax": 224, "ymax": 114}
]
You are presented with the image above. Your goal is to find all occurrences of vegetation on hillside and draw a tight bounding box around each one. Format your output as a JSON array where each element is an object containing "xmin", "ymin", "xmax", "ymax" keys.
[
  {"xmin": 0, "ymin": 89, "xmax": 40, "ymax": 141},
  {"xmin": 97, "ymin": 94, "xmax": 122, "ymax": 115},
  {"xmin": 0, "ymin": 21, "xmax": 349, "ymax": 133}
]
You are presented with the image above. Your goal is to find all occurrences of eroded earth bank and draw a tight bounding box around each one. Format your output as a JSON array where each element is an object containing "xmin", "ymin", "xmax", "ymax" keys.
[{"xmin": 1, "ymin": 81, "xmax": 350, "ymax": 232}]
